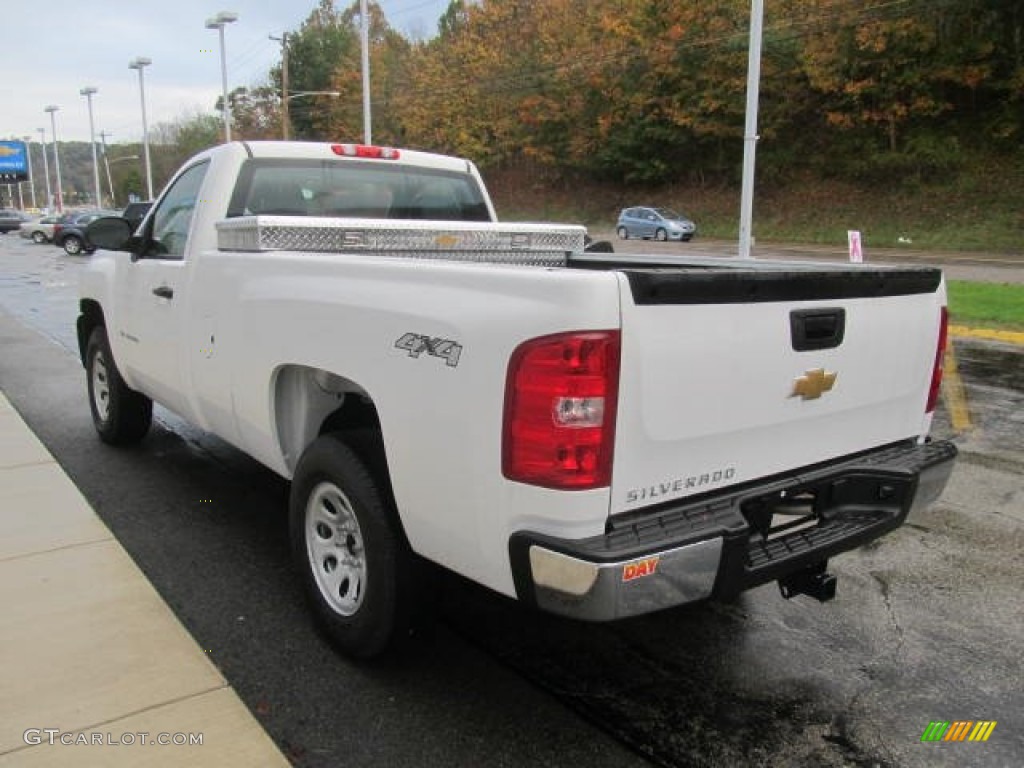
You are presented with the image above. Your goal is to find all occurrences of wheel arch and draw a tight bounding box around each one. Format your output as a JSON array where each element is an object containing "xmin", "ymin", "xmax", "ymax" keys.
[
  {"xmin": 273, "ymin": 365, "xmax": 390, "ymax": 482},
  {"xmin": 77, "ymin": 300, "xmax": 106, "ymax": 366}
]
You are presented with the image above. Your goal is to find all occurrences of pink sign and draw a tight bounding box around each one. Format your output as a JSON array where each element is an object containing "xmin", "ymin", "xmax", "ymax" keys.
[{"xmin": 848, "ymin": 230, "xmax": 863, "ymax": 263}]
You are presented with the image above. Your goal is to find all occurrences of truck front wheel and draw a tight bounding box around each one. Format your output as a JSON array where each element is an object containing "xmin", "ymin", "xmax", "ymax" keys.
[
  {"xmin": 290, "ymin": 434, "xmax": 415, "ymax": 659},
  {"xmin": 86, "ymin": 326, "xmax": 152, "ymax": 444}
]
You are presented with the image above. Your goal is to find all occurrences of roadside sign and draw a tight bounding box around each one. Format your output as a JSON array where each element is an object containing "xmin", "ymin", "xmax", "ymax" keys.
[
  {"xmin": 0, "ymin": 141, "xmax": 29, "ymax": 182},
  {"xmin": 848, "ymin": 230, "xmax": 863, "ymax": 263}
]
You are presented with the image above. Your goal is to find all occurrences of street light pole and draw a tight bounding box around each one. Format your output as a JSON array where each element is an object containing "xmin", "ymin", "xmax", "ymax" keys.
[
  {"xmin": 99, "ymin": 131, "xmax": 115, "ymax": 204},
  {"xmin": 128, "ymin": 57, "xmax": 154, "ymax": 200},
  {"xmin": 738, "ymin": 0, "xmax": 764, "ymax": 260},
  {"xmin": 107, "ymin": 155, "xmax": 140, "ymax": 207},
  {"xmin": 23, "ymin": 135, "xmax": 37, "ymax": 210},
  {"xmin": 80, "ymin": 87, "xmax": 103, "ymax": 207},
  {"xmin": 206, "ymin": 11, "xmax": 239, "ymax": 143},
  {"xmin": 37, "ymin": 127, "xmax": 52, "ymax": 213},
  {"xmin": 360, "ymin": 0, "xmax": 371, "ymax": 144},
  {"xmin": 44, "ymin": 105, "xmax": 63, "ymax": 213}
]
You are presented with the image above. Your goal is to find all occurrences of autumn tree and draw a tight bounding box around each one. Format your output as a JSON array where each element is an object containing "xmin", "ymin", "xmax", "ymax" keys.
[{"xmin": 260, "ymin": 0, "xmax": 1021, "ymax": 186}]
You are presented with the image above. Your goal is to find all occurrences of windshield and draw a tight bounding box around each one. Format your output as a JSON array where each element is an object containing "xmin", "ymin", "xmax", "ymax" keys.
[
  {"xmin": 654, "ymin": 208, "xmax": 686, "ymax": 220},
  {"xmin": 227, "ymin": 159, "xmax": 491, "ymax": 222}
]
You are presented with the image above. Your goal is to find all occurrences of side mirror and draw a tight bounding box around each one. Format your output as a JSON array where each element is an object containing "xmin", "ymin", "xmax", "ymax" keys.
[{"xmin": 86, "ymin": 216, "xmax": 133, "ymax": 252}]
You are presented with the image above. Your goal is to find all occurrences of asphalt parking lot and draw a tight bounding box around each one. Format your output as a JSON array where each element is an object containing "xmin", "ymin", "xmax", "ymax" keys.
[{"xmin": 0, "ymin": 232, "xmax": 1021, "ymax": 767}]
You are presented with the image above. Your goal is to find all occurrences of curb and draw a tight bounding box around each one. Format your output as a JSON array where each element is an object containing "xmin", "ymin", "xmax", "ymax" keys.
[{"xmin": 949, "ymin": 325, "xmax": 1024, "ymax": 346}]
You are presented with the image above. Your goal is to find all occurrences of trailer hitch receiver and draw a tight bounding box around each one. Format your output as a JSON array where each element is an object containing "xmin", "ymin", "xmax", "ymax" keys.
[{"xmin": 779, "ymin": 562, "xmax": 837, "ymax": 603}]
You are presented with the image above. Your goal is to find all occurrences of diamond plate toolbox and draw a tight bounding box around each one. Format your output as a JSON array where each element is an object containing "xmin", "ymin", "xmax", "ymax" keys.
[{"xmin": 215, "ymin": 216, "xmax": 586, "ymax": 267}]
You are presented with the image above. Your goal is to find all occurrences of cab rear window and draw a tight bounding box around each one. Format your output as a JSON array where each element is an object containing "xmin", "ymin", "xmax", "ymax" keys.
[{"xmin": 226, "ymin": 159, "xmax": 491, "ymax": 222}]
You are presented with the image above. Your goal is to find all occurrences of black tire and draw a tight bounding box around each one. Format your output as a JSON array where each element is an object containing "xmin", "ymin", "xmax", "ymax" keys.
[
  {"xmin": 32, "ymin": 231, "xmax": 47, "ymax": 244},
  {"xmin": 63, "ymin": 236, "xmax": 84, "ymax": 255},
  {"xmin": 655, "ymin": 228, "xmax": 668, "ymax": 241},
  {"xmin": 85, "ymin": 326, "xmax": 152, "ymax": 444},
  {"xmin": 616, "ymin": 226, "xmax": 629, "ymax": 240},
  {"xmin": 290, "ymin": 433, "xmax": 416, "ymax": 659}
]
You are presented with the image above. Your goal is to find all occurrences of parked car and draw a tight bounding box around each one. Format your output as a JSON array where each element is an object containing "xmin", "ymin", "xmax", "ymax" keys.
[
  {"xmin": 120, "ymin": 201, "xmax": 153, "ymax": 232},
  {"xmin": 0, "ymin": 208, "xmax": 32, "ymax": 234},
  {"xmin": 53, "ymin": 210, "xmax": 119, "ymax": 255},
  {"xmin": 616, "ymin": 206, "xmax": 696, "ymax": 242},
  {"xmin": 19, "ymin": 215, "xmax": 61, "ymax": 243}
]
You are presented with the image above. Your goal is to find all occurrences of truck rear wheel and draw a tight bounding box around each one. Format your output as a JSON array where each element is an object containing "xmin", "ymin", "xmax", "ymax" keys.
[
  {"xmin": 86, "ymin": 326, "xmax": 152, "ymax": 444},
  {"xmin": 290, "ymin": 433, "xmax": 415, "ymax": 659}
]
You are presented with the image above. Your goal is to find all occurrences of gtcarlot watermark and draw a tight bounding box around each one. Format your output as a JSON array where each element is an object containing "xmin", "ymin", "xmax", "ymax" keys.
[{"xmin": 24, "ymin": 729, "xmax": 203, "ymax": 747}]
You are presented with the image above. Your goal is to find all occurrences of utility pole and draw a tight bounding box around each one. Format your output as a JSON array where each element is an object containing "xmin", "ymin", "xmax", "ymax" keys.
[{"xmin": 270, "ymin": 33, "xmax": 290, "ymax": 139}]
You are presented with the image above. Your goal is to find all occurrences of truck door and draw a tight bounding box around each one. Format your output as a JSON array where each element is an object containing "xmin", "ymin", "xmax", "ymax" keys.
[{"xmin": 114, "ymin": 160, "xmax": 209, "ymax": 420}]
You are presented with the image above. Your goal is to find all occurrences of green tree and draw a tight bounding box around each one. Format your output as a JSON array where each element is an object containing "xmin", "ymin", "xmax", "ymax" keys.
[{"xmin": 285, "ymin": 0, "xmax": 361, "ymax": 139}]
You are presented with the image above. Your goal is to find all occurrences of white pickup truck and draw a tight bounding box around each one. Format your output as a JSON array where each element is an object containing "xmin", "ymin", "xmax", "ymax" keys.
[{"xmin": 79, "ymin": 141, "xmax": 956, "ymax": 658}]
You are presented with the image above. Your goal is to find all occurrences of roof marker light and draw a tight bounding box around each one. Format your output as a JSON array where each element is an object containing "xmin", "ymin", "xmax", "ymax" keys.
[{"xmin": 331, "ymin": 144, "xmax": 401, "ymax": 160}]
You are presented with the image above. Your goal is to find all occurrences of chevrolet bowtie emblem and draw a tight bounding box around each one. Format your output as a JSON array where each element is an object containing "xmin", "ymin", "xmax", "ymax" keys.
[
  {"xmin": 791, "ymin": 368, "xmax": 837, "ymax": 400},
  {"xmin": 435, "ymin": 234, "xmax": 459, "ymax": 248}
]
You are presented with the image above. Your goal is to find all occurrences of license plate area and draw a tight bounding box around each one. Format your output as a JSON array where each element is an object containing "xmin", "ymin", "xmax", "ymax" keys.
[
  {"xmin": 741, "ymin": 486, "xmax": 822, "ymax": 544},
  {"xmin": 738, "ymin": 472, "xmax": 913, "ymax": 548}
]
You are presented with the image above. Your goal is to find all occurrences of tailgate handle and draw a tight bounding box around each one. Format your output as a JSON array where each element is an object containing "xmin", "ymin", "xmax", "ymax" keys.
[{"xmin": 791, "ymin": 308, "xmax": 845, "ymax": 351}]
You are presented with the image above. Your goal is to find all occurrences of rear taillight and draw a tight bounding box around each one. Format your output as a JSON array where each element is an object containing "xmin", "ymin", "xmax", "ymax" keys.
[
  {"xmin": 503, "ymin": 331, "xmax": 620, "ymax": 490},
  {"xmin": 926, "ymin": 306, "xmax": 949, "ymax": 413}
]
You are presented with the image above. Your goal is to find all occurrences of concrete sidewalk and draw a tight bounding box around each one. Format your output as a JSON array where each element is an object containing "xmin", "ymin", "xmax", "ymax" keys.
[{"xmin": 0, "ymin": 392, "xmax": 288, "ymax": 767}]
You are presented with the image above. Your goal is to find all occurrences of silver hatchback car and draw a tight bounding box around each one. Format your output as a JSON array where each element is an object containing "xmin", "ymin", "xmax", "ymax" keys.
[{"xmin": 616, "ymin": 206, "xmax": 696, "ymax": 242}]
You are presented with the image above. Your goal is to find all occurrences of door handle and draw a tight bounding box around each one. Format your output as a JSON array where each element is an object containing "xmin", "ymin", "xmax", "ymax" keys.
[{"xmin": 152, "ymin": 285, "xmax": 174, "ymax": 300}]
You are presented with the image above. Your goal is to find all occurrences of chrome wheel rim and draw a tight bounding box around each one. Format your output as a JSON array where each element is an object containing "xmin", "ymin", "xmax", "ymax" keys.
[
  {"xmin": 305, "ymin": 481, "xmax": 366, "ymax": 616},
  {"xmin": 91, "ymin": 350, "xmax": 111, "ymax": 423}
]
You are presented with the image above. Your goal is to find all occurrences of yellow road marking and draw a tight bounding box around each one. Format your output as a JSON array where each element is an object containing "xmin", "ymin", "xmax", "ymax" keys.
[
  {"xmin": 942, "ymin": 340, "xmax": 972, "ymax": 432},
  {"xmin": 949, "ymin": 325, "xmax": 1024, "ymax": 345}
]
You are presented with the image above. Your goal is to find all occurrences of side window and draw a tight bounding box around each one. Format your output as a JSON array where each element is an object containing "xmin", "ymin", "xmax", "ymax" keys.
[{"xmin": 147, "ymin": 161, "xmax": 209, "ymax": 259}]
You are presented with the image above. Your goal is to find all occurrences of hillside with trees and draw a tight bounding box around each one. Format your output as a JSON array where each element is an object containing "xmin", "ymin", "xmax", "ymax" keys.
[
  {"xmin": 244, "ymin": 0, "xmax": 1024, "ymax": 250},
  {"xmin": 18, "ymin": 0, "xmax": 1022, "ymax": 250}
]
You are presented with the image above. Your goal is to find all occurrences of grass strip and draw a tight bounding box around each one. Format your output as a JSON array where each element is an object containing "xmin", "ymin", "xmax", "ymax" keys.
[{"xmin": 947, "ymin": 281, "xmax": 1024, "ymax": 332}]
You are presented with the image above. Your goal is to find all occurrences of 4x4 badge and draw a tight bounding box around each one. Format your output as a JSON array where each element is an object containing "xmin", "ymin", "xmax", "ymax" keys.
[{"xmin": 791, "ymin": 368, "xmax": 837, "ymax": 400}]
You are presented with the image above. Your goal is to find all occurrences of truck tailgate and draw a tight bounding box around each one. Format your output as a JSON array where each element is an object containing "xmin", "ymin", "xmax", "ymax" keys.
[{"xmin": 608, "ymin": 261, "xmax": 945, "ymax": 515}]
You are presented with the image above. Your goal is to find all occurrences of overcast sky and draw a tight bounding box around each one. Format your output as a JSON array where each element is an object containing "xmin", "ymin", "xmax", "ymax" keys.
[{"xmin": 2, "ymin": 0, "xmax": 451, "ymax": 146}]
